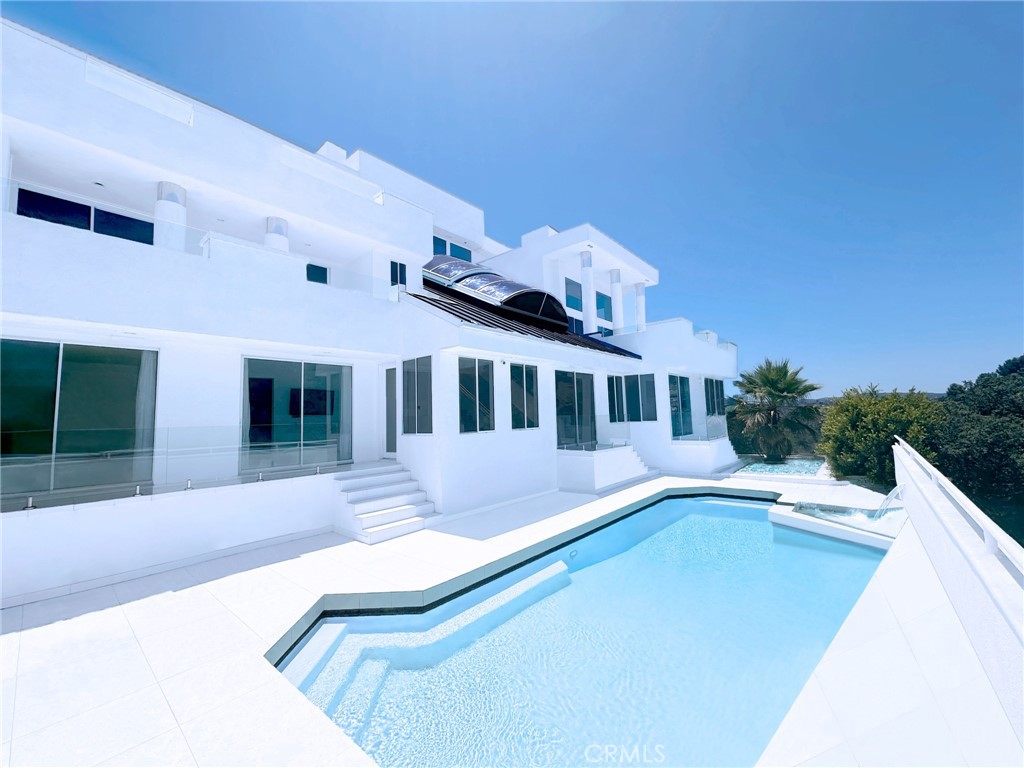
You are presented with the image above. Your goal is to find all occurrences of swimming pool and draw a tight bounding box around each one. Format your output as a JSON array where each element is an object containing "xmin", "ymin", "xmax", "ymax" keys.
[
  {"xmin": 281, "ymin": 497, "xmax": 883, "ymax": 767},
  {"xmin": 737, "ymin": 457, "xmax": 827, "ymax": 476}
]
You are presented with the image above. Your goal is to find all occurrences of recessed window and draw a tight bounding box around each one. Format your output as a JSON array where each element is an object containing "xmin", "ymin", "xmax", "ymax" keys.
[
  {"xmin": 599, "ymin": 327, "xmax": 613, "ymax": 338},
  {"xmin": 624, "ymin": 374, "xmax": 657, "ymax": 422},
  {"xmin": 459, "ymin": 357, "xmax": 494, "ymax": 433},
  {"xmin": 705, "ymin": 378, "xmax": 726, "ymax": 416},
  {"xmin": 596, "ymin": 292, "xmax": 613, "ymax": 322},
  {"xmin": 306, "ymin": 264, "xmax": 329, "ymax": 284},
  {"xmin": 17, "ymin": 189, "xmax": 90, "ymax": 230},
  {"xmin": 403, "ymin": 356, "xmax": 432, "ymax": 434},
  {"xmin": 565, "ymin": 278, "xmax": 583, "ymax": 312},
  {"xmin": 607, "ymin": 375, "xmax": 626, "ymax": 423},
  {"xmin": 567, "ymin": 317, "xmax": 584, "ymax": 335},
  {"xmin": 669, "ymin": 375, "xmax": 694, "ymax": 438},
  {"xmin": 94, "ymin": 209, "xmax": 154, "ymax": 245},
  {"xmin": 433, "ymin": 236, "xmax": 447, "ymax": 256},
  {"xmin": 390, "ymin": 261, "xmax": 407, "ymax": 287},
  {"xmin": 449, "ymin": 243, "xmax": 471, "ymax": 261},
  {"xmin": 511, "ymin": 363, "xmax": 539, "ymax": 429}
]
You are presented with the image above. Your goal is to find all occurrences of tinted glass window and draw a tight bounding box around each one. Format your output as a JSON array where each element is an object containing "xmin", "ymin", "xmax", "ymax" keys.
[
  {"xmin": 306, "ymin": 264, "xmax": 329, "ymax": 284},
  {"xmin": 625, "ymin": 375, "xmax": 642, "ymax": 422},
  {"xmin": 450, "ymin": 243, "xmax": 471, "ymax": 261},
  {"xmin": 17, "ymin": 189, "xmax": 90, "ymax": 229},
  {"xmin": 433, "ymin": 236, "xmax": 447, "ymax": 255},
  {"xmin": 596, "ymin": 292, "xmax": 613, "ymax": 322},
  {"xmin": 640, "ymin": 374, "xmax": 658, "ymax": 421},
  {"xmin": 565, "ymin": 278, "xmax": 583, "ymax": 311},
  {"xmin": 94, "ymin": 209, "xmax": 154, "ymax": 245}
]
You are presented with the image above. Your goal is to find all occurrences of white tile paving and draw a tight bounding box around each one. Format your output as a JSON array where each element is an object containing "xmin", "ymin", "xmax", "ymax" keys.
[
  {"xmin": 1, "ymin": 475, "xmax": 1019, "ymax": 766},
  {"xmin": 758, "ymin": 520, "xmax": 1023, "ymax": 767}
]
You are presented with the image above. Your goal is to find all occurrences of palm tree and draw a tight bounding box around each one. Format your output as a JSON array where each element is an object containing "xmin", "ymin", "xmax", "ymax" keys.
[{"xmin": 730, "ymin": 359, "xmax": 821, "ymax": 463}]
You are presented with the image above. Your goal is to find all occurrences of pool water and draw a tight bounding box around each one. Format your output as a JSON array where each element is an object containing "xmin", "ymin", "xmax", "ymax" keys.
[
  {"xmin": 738, "ymin": 457, "xmax": 826, "ymax": 476},
  {"xmin": 283, "ymin": 497, "xmax": 882, "ymax": 767}
]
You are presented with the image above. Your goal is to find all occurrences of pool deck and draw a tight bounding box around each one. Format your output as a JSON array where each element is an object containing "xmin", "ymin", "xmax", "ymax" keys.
[{"xmin": 2, "ymin": 475, "xmax": 1020, "ymax": 766}]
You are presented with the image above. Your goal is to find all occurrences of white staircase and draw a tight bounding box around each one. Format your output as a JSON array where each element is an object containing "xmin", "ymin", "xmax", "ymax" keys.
[{"xmin": 335, "ymin": 462, "xmax": 437, "ymax": 544}]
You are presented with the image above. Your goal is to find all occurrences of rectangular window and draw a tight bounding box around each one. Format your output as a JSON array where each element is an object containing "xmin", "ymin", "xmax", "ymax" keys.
[
  {"xmin": 567, "ymin": 317, "xmax": 584, "ymax": 335},
  {"xmin": 565, "ymin": 278, "xmax": 583, "ymax": 312},
  {"xmin": 390, "ymin": 261, "xmax": 407, "ymax": 287},
  {"xmin": 556, "ymin": 370, "xmax": 596, "ymax": 448},
  {"xmin": 17, "ymin": 189, "xmax": 90, "ymax": 230},
  {"xmin": 433, "ymin": 236, "xmax": 447, "ymax": 255},
  {"xmin": 669, "ymin": 375, "xmax": 693, "ymax": 438},
  {"xmin": 596, "ymin": 292, "xmax": 613, "ymax": 322},
  {"xmin": 704, "ymin": 378, "xmax": 726, "ymax": 416},
  {"xmin": 449, "ymin": 243, "xmax": 472, "ymax": 262},
  {"xmin": 242, "ymin": 358, "xmax": 352, "ymax": 470},
  {"xmin": 624, "ymin": 374, "xmax": 657, "ymax": 422},
  {"xmin": 607, "ymin": 375, "xmax": 626, "ymax": 423},
  {"xmin": 459, "ymin": 357, "xmax": 494, "ymax": 433},
  {"xmin": 93, "ymin": 209, "xmax": 154, "ymax": 245},
  {"xmin": 403, "ymin": 356, "xmax": 432, "ymax": 434},
  {"xmin": 1, "ymin": 339, "xmax": 157, "ymax": 495},
  {"xmin": 306, "ymin": 264, "xmax": 329, "ymax": 284},
  {"xmin": 511, "ymin": 363, "xmax": 539, "ymax": 429},
  {"xmin": 599, "ymin": 327, "xmax": 613, "ymax": 338}
]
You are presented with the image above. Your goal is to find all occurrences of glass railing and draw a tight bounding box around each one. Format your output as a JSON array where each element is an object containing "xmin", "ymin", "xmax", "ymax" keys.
[
  {"xmin": 5, "ymin": 177, "xmax": 406, "ymax": 299},
  {"xmin": 0, "ymin": 425, "xmax": 355, "ymax": 512}
]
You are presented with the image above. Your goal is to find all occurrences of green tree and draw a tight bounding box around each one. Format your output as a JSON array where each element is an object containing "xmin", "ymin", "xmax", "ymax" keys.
[
  {"xmin": 730, "ymin": 359, "xmax": 821, "ymax": 463},
  {"xmin": 818, "ymin": 387, "xmax": 945, "ymax": 486},
  {"xmin": 937, "ymin": 360, "xmax": 1024, "ymax": 500}
]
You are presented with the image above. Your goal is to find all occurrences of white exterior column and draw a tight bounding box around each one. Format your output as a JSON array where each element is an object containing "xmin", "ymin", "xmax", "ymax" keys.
[
  {"xmin": 2, "ymin": 132, "xmax": 12, "ymax": 213},
  {"xmin": 635, "ymin": 283, "xmax": 647, "ymax": 332},
  {"xmin": 610, "ymin": 269, "xmax": 624, "ymax": 332},
  {"xmin": 264, "ymin": 217, "xmax": 289, "ymax": 252},
  {"xmin": 154, "ymin": 181, "xmax": 187, "ymax": 251},
  {"xmin": 580, "ymin": 251, "xmax": 597, "ymax": 335}
]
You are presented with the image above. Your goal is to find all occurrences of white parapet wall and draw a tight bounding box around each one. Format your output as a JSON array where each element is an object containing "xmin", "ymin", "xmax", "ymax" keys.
[
  {"xmin": 893, "ymin": 436, "xmax": 1024, "ymax": 743},
  {"xmin": 0, "ymin": 474, "xmax": 339, "ymax": 607}
]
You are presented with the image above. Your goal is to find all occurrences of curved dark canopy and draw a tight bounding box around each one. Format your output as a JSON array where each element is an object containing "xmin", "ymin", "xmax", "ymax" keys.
[{"xmin": 422, "ymin": 256, "xmax": 568, "ymax": 332}]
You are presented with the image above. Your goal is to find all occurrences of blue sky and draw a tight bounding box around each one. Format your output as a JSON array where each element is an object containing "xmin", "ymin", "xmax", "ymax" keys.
[{"xmin": 4, "ymin": 2, "xmax": 1021, "ymax": 396}]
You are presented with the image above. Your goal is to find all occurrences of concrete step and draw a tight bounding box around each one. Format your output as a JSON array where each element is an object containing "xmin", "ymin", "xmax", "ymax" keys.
[
  {"xmin": 360, "ymin": 513, "xmax": 438, "ymax": 544},
  {"xmin": 350, "ymin": 491, "xmax": 427, "ymax": 516},
  {"xmin": 336, "ymin": 470, "xmax": 411, "ymax": 492},
  {"xmin": 345, "ymin": 481, "xmax": 421, "ymax": 504},
  {"xmin": 332, "ymin": 462, "xmax": 403, "ymax": 482},
  {"xmin": 356, "ymin": 502, "xmax": 436, "ymax": 530}
]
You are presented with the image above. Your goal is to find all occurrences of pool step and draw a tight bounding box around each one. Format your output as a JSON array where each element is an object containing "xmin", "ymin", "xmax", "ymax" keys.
[{"xmin": 330, "ymin": 658, "xmax": 390, "ymax": 738}]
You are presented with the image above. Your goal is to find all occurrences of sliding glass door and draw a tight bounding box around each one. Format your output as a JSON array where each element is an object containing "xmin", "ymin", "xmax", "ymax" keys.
[
  {"xmin": 555, "ymin": 370, "xmax": 596, "ymax": 449},
  {"xmin": 242, "ymin": 358, "xmax": 352, "ymax": 471},
  {"xmin": 0, "ymin": 339, "xmax": 157, "ymax": 495}
]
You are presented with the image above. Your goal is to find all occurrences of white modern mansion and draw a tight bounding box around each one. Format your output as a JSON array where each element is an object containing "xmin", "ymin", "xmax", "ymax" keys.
[{"xmin": 0, "ymin": 21, "xmax": 739, "ymax": 604}]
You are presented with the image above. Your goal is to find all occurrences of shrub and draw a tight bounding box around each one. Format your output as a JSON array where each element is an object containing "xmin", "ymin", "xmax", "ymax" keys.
[{"xmin": 818, "ymin": 387, "xmax": 944, "ymax": 486}]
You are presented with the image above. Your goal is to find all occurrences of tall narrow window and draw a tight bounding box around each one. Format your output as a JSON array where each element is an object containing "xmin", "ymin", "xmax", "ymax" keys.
[
  {"xmin": 624, "ymin": 374, "xmax": 658, "ymax": 422},
  {"xmin": 669, "ymin": 375, "xmax": 693, "ymax": 438},
  {"xmin": 403, "ymin": 356, "xmax": 432, "ymax": 434},
  {"xmin": 607, "ymin": 375, "xmax": 626, "ymax": 423},
  {"xmin": 596, "ymin": 292, "xmax": 613, "ymax": 323},
  {"xmin": 565, "ymin": 278, "xmax": 583, "ymax": 312},
  {"xmin": 459, "ymin": 357, "xmax": 494, "ymax": 433},
  {"xmin": 705, "ymin": 378, "xmax": 726, "ymax": 416},
  {"xmin": 433, "ymin": 236, "xmax": 447, "ymax": 255},
  {"xmin": 556, "ymin": 371, "xmax": 595, "ymax": 448},
  {"xmin": 390, "ymin": 261, "xmax": 407, "ymax": 287},
  {"xmin": 511, "ymin": 363, "xmax": 539, "ymax": 429}
]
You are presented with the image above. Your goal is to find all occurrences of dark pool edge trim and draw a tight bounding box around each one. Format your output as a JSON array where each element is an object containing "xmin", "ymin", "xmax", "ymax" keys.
[{"xmin": 268, "ymin": 486, "xmax": 780, "ymax": 666}]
